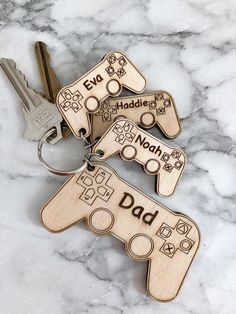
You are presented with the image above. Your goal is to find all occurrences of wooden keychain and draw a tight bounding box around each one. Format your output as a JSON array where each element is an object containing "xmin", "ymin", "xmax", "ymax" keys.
[
  {"xmin": 93, "ymin": 118, "xmax": 186, "ymax": 197},
  {"xmin": 90, "ymin": 90, "xmax": 181, "ymax": 141},
  {"xmin": 41, "ymin": 162, "xmax": 200, "ymax": 302},
  {"xmin": 56, "ymin": 51, "xmax": 146, "ymax": 139}
]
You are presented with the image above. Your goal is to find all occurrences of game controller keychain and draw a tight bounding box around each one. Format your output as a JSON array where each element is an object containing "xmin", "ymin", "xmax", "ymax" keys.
[
  {"xmin": 47, "ymin": 50, "xmax": 185, "ymax": 195},
  {"xmin": 38, "ymin": 49, "xmax": 199, "ymax": 302},
  {"xmin": 0, "ymin": 45, "xmax": 200, "ymax": 302},
  {"xmin": 41, "ymin": 162, "xmax": 200, "ymax": 302},
  {"xmin": 38, "ymin": 50, "xmax": 148, "ymax": 174},
  {"xmin": 90, "ymin": 90, "xmax": 181, "ymax": 141},
  {"xmin": 93, "ymin": 119, "xmax": 186, "ymax": 196},
  {"xmin": 56, "ymin": 51, "xmax": 146, "ymax": 139}
]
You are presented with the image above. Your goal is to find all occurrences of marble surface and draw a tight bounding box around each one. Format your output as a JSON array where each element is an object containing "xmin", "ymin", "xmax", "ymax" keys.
[{"xmin": 0, "ymin": 0, "xmax": 236, "ymax": 313}]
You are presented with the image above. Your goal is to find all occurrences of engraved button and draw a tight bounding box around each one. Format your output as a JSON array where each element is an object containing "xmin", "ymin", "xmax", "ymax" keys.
[
  {"xmin": 159, "ymin": 226, "xmax": 172, "ymax": 238},
  {"xmin": 176, "ymin": 222, "xmax": 189, "ymax": 234},
  {"xmin": 97, "ymin": 186, "xmax": 107, "ymax": 196},
  {"xmin": 84, "ymin": 177, "xmax": 93, "ymax": 186},
  {"xmin": 95, "ymin": 174, "xmax": 105, "ymax": 184},
  {"xmin": 89, "ymin": 208, "xmax": 114, "ymax": 234},
  {"xmin": 128, "ymin": 234, "xmax": 154, "ymax": 258},
  {"xmin": 85, "ymin": 188, "xmax": 95, "ymax": 198}
]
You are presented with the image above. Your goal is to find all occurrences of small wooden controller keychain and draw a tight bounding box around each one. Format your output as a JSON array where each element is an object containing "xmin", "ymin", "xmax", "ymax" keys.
[
  {"xmin": 90, "ymin": 90, "xmax": 181, "ymax": 141},
  {"xmin": 93, "ymin": 118, "xmax": 186, "ymax": 197}
]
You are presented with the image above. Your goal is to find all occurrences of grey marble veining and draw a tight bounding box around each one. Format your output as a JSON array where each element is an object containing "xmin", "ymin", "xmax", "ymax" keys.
[{"xmin": 0, "ymin": 0, "xmax": 236, "ymax": 313}]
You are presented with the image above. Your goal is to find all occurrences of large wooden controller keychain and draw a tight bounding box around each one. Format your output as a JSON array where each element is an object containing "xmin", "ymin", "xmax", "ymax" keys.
[
  {"xmin": 56, "ymin": 51, "xmax": 146, "ymax": 138},
  {"xmin": 41, "ymin": 162, "xmax": 200, "ymax": 302},
  {"xmin": 90, "ymin": 90, "xmax": 181, "ymax": 141},
  {"xmin": 93, "ymin": 119, "xmax": 186, "ymax": 197}
]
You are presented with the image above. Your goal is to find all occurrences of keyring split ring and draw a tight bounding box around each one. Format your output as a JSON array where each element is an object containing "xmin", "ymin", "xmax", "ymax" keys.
[{"xmin": 37, "ymin": 128, "xmax": 89, "ymax": 176}]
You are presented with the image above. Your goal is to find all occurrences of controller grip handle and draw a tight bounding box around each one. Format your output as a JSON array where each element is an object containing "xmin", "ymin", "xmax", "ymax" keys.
[
  {"xmin": 147, "ymin": 241, "xmax": 199, "ymax": 301},
  {"xmin": 41, "ymin": 174, "xmax": 86, "ymax": 232}
]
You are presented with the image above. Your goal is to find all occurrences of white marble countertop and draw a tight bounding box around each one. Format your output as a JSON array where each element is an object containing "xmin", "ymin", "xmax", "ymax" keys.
[{"xmin": 0, "ymin": 0, "xmax": 236, "ymax": 313}]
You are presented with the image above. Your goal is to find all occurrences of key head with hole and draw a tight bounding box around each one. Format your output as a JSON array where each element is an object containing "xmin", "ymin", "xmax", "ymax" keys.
[
  {"xmin": 93, "ymin": 119, "xmax": 186, "ymax": 197},
  {"xmin": 56, "ymin": 51, "xmax": 146, "ymax": 138},
  {"xmin": 0, "ymin": 58, "xmax": 63, "ymax": 144},
  {"xmin": 90, "ymin": 90, "xmax": 181, "ymax": 142},
  {"xmin": 41, "ymin": 162, "xmax": 200, "ymax": 302}
]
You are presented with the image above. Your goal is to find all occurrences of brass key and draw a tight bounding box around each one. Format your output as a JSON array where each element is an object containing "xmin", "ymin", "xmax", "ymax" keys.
[{"xmin": 34, "ymin": 41, "xmax": 71, "ymax": 138}]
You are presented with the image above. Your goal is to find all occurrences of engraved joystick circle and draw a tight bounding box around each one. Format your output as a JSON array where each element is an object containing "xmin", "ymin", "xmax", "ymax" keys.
[
  {"xmin": 106, "ymin": 79, "xmax": 121, "ymax": 96},
  {"xmin": 121, "ymin": 145, "xmax": 137, "ymax": 160},
  {"xmin": 85, "ymin": 96, "xmax": 100, "ymax": 112},
  {"xmin": 144, "ymin": 159, "xmax": 160, "ymax": 175},
  {"xmin": 140, "ymin": 112, "xmax": 155, "ymax": 128},
  {"xmin": 128, "ymin": 234, "xmax": 154, "ymax": 259},
  {"xmin": 89, "ymin": 208, "xmax": 114, "ymax": 234}
]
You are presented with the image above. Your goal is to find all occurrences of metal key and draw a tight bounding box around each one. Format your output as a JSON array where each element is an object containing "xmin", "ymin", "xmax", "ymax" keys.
[
  {"xmin": 0, "ymin": 58, "xmax": 63, "ymax": 144},
  {"xmin": 34, "ymin": 41, "xmax": 60, "ymax": 104},
  {"xmin": 34, "ymin": 41, "xmax": 71, "ymax": 138}
]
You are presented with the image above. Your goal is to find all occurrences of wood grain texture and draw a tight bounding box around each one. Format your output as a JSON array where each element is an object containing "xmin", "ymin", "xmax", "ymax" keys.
[
  {"xmin": 56, "ymin": 51, "xmax": 146, "ymax": 138},
  {"xmin": 93, "ymin": 119, "xmax": 186, "ymax": 197},
  {"xmin": 41, "ymin": 162, "xmax": 200, "ymax": 302},
  {"xmin": 90, "ymin": 90, "xmax": 181, "ymax": 141}
]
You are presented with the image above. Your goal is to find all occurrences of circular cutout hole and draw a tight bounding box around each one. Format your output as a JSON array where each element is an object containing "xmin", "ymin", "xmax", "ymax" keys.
[
  {"xmin": 87, "ymin": 164, "xmax": 95, "ymax": 172},
  {"xmin": 96, "ymin": 149, "xmax": 104, "ymax": 157},
  {"xmin": 79, "ymin": 128, "xmax": 87, "ymax": 136}
]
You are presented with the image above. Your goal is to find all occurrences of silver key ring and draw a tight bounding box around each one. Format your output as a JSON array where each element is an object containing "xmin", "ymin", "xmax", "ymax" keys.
[{"xmin": 38, "ymin": 128, "xmax": 90, "ymax": 176}]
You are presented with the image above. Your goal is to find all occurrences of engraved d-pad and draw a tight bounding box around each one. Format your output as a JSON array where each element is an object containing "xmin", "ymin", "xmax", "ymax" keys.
[
  {"xmin": 156, "ymin": 219, "xmax": 195, "ymax": 258},
  {"xmin": 77, "ymin": 167, "xmax": 114, "ymax": 205},
  {"xmin": 95, "ymin": 100, "xmax": 117, "ymax": 122},
  {"xmin": 161, "ymin": 150, "xmax": 184, "ymax": 173},
  {"xmin": 106, "ymin": 54, "xmax": 127, "ymax": 78},
  {"xmin": 60, "ymin": 89, "xmax": 83, "ymax": 113},
  {"xmin": 112, "ymin": 121, "xmax": 135, "ymax": 145}
]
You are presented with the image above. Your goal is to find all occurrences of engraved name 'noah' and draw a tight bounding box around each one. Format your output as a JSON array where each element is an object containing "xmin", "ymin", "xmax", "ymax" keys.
[
  {"xmin": 119, "ymin": 192, "xmax": 158, "ymax": 225},
  {"xmin": 83, "ymin": 74, "xmax": 103, "ymax": 91},
  {"xmin": 135, "ymin": 134, "xmax": 162, "ymax": 156}
]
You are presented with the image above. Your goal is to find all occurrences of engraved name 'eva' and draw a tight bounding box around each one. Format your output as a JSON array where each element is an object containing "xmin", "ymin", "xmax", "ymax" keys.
[{"xmin": 83, "ymin": 75, "xmax": 103, "ymax": 91}]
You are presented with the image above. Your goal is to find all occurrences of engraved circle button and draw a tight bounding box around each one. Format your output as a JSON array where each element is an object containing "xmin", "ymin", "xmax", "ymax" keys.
[
  {"xmin": 106, "ymin": 79, "xmax": 121, "ymax": 95},
  {"xmin": 140, "ymin": 112, "xmax": 155, "ymax": 127},
  {"xmin": 121, "ymin": 145, "xmax": 137, "ymax": 160},
  {"xmin": 85, "ymin": 96, "xmax": 100, "ymax": 112},
  {"xmin": 180, "ymin": 239, "xmax": 193, "ymax": 252},
  {"xmin": 128, "ymin": 234, "xmax": 154, "ymax": 258},
  {"xmin": 89, "ymin": 208, "xmax": 114, "ymax": 234},
  {"xmin": 145, "ymin": 159, "xmax": 160, "ymax": 174}
]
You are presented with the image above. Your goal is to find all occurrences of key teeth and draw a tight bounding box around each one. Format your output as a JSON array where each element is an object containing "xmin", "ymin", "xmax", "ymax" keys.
[{"xmin": 0, "ymin": 58, "xmax": 35, "ymax": 92}]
